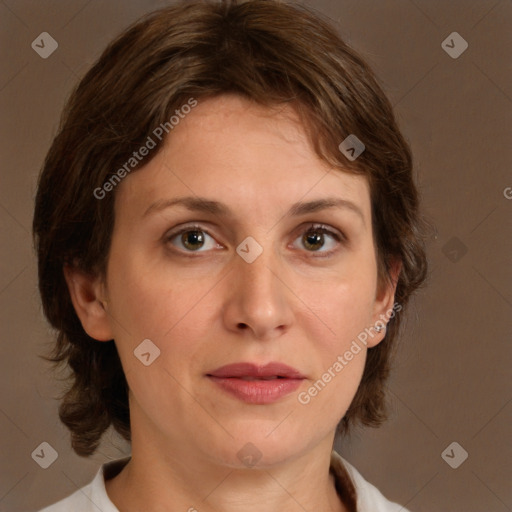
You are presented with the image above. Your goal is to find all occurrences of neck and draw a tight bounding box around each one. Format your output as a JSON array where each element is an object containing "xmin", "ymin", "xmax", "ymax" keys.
[{"xmin": 105, "ymin": 423, "xmax": 348, "ymax": 512}]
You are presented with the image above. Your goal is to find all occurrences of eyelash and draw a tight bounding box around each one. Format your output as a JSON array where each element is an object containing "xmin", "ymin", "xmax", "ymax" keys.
[{"xmin": 164, "ymin": 223, "xmax": 346, "ymax": 259}]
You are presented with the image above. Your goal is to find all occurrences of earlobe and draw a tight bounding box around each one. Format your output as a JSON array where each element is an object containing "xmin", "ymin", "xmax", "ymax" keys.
[{"xmin": 63, "ymin": 264, "xmax": 113, "ymax": 342}]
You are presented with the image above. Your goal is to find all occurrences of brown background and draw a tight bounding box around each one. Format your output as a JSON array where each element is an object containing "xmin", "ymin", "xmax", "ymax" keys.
[{"xmin": 0, "ymin": 0, "xmax": 510, "ymax": 510}]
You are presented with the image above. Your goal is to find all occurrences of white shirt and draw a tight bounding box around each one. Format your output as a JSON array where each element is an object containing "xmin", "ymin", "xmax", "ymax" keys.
[{"xmin": 39, "ymin": 450, "xmax": 410, "ymax": 512}]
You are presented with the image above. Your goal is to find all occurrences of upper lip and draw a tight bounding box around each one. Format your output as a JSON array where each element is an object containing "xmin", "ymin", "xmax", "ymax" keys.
[{"xmin": 207, "ymin": 362, "xmax": 306, "ymax": 379}]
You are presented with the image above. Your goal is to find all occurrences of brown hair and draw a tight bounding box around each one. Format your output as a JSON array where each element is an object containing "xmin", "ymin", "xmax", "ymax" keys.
[{"xmin": 33, "ymin": 0, "xmax": 428, "ymax": 456}]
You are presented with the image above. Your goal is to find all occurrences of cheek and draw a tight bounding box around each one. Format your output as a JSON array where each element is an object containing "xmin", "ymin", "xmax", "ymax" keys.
[
  {"xmin": 105, "ymin": 246, "xmax": 223, "ymax": 382},
  {"xmin": 104, "ymin": 259, "xmax": 212, "ymax": 416},
  {"xmin": 298, "ymin": 257, "xmax": 378, "ymax": 348},
  {"xmin": 294, "ymin": 279, "xmax": 373, "ymax": 420},
  {"xmin": 107, "ymin": 239, "xmax": 196, "ymax": 333},
  {"xmin": 292, "ymin": 258, "xmax": 377, "ymax": 406}
]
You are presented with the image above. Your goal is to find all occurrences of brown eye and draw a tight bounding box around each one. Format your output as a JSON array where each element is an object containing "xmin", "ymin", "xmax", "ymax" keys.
[
  {"xmin": 303, "ymin": 229, "xmax": 325, "ymax": 251},
  {"xmin": 165, "ymin": 223, "xmax": 344, "ymax": 258},
  {"xmin": 293, "ymin": 224, "xmax": 343, "ymax": 257},
  {"xmin": 166, "ymin": 225, "xmax": 220, "ymax": 253},
  {"xmin": 180, "ymin": 230, "xmax": 205, "ymax": 251}
]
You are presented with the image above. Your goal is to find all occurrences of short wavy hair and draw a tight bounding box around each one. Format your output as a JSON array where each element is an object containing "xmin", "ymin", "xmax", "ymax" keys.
[{"xmin": 33, "ymin": 0, "xmax": 428, "ymax": 456}]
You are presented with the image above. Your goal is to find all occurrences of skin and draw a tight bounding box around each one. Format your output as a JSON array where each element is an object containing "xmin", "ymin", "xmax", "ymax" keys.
[{"xmin": 65, "ymin": 94, "xmax": 399, "ymax": 512}]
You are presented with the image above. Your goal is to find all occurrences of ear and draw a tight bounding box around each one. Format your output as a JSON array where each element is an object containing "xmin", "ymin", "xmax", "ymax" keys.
[
  {"xmin": 63, "ymin": 263, "xmax": 113, "ymax": 342},
  {"xmin": 367, "ymin": 258, "xmax": 402, "ymax": 348}
]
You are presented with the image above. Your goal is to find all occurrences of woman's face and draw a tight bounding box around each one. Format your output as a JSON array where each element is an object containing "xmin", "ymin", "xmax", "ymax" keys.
[{"xmin": 91, "ymin": 94, "xmax": 397, "ymax": 467}]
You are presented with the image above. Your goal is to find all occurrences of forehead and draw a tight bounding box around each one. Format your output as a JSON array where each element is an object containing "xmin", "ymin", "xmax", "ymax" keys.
[{"xmin": 115, "ymin": 94, "xmax": 371, "ymax": 224}]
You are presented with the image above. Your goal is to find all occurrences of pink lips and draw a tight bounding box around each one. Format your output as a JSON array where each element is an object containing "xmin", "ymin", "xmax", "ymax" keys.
[{"xmin": 207, "ymin": 362, "xmax": 306, "ymax": 404}]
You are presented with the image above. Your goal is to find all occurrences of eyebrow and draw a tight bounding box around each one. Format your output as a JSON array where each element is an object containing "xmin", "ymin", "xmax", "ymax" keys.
[{"xmin": 143, "ymin": 195, "xmax": 365, "ymax": 224}]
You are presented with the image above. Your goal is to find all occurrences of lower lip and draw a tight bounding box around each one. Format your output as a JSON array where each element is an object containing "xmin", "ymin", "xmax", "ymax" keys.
[{"xmin": 208, "ymin": 376, "xmax": 303, "ymax": 404}]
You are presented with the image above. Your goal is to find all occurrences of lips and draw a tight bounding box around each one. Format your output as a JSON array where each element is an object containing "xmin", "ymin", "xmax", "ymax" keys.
[
  {"xmin": 206, "ymin": 362, "xmax": 306, "ymax": 404},
  {"xmin": 207, "ymin": 362, "xmax": 306, "ymax": 379}
]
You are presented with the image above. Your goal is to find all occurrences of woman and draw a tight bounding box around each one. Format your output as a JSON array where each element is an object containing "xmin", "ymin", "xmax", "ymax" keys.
[{"xmin": 33, "ymin": 1, "xmax": 427, "ymax": 510}]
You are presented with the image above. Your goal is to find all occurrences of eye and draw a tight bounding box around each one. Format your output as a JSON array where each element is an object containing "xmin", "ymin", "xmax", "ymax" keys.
[
  {"xmin": 165, "ymin": 223, "xmax": 344, "ymax": 257},
  {"xmin": 165, "ymin": 224, "xmax": 221, "ymax": 253},
  {"xmin": 291, "ymin": 224, "xmax": 344, "ymax": 257}
]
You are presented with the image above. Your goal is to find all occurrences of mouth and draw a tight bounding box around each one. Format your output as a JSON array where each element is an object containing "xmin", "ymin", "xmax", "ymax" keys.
[{"xmin": 206, "ymin": 362, "xmax": 306, "ymax": 404}]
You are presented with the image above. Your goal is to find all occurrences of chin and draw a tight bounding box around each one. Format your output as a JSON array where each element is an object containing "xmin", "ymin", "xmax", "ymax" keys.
[{"xmin": 203, "ymin": 427, "xmax": 308, "ymax": 470}]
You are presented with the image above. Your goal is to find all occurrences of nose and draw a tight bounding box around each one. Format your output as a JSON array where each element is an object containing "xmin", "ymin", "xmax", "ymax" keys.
[{"xmin": 222, "ymin": 243, "xmax": 294, "ymax": 341}]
